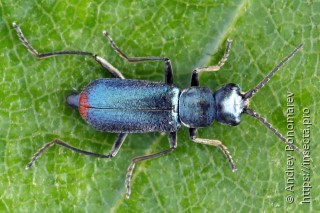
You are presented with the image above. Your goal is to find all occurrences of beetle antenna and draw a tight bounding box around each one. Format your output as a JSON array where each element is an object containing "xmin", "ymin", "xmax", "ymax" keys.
[
  {"xmin": 244, "ymin": 43, "xmax": 303, "ymax": 99},
  {"xmin": 244, "ymin": 108, "xmax": 306, "ymax": 157}
]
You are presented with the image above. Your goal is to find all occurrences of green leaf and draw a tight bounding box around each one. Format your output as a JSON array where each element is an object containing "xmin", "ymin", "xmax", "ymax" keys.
[{"xmin": 1, "ymin": 0, "xmax": 319, "ymax": 212}]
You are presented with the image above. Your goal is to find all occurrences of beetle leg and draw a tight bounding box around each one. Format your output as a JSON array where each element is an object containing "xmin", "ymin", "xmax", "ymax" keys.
[
  {"xmin": 191, "ymin": 39, "xmax": 232, "ymax": 86},
  {"xmin": 125, "ymin": 132, "xmax": 177, "ymax": 198},
  {"xmin": 26, "ymin": 133, "xmax": 128, "ymax": 169},
  {"xmin": 189, "ymin": 128, "xmax": 237, "ymax": 172},
  {"xmin": 12, "ymin": 22, "xmax": 124, "ymax": 78},
  {"xmin": 93, "ymin": 55, "xmax": 125, "ymax": 79},
  {"xmin": 103, "ymin": 31, "xmax": 173, "ymax": 84},
  {"xmin": 108, "ymin": 133, "xmax": 128, "ymax": 157}
]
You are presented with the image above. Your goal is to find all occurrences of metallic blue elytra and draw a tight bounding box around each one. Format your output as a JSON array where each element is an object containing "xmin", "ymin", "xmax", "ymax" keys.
[
  {"xmin": 13, "ymin": 22, "xmax": 304, "ymax": 199},
  {"xmin": 70, "ymin": 78, "xmax": 180, "ymax": 133}
]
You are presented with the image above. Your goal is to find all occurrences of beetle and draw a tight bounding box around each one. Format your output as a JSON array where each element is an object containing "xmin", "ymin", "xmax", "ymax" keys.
[{"xmin": 13, "ymin": 23, "xmax": 304, "ymax": 198}]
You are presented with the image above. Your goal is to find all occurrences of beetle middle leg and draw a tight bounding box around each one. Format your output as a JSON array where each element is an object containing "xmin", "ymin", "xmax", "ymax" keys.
[
  {"xmin": 125, "ymin": 132, "xmax": 177, "ymax": 198},
  {"xmin": 191, "ymin": 39, "xmax": 232, "ymax": 86},
  {"xmin": 26, "ymin": 133, "xmax": 127, "ymax": 169},
  {"xmin": 103, "ymin": 31, "xmax": 173, "ymax": 84},
  {"xmin": 12, "ymin": 22, "xmax": 125, "ymax": 79},
  {"xmin": 189, "ymin": 128, "xmax": 237, "ymax": 172}
]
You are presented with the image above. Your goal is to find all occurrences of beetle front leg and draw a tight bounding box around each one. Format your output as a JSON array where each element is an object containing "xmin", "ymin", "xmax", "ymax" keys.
[
  {"xmin": 191, "ymin": 39, "xmax": 232, "ymax": 86},
  {"xmin": 103, "ymin": 31, "xmax": 173, "ymax": 84},
  {"xmin": 189, "ymin": 128, "xmax": 237, "ymax": 172},
  {"xmin": 125, "ymin": 132, "xmax": 177, "ymax": 198},
  {"xmin": 26, "ymin": 133, "xmax": 128, "ymax": 169}
]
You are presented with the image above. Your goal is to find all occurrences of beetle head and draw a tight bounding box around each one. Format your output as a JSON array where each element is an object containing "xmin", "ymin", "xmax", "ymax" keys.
[
  {"xmin": 213, "ymin": 83, "xmax": 248, "ymax": 126},
  {"xmin": 210, "ymin": 43, "xmax": 304, "ymax": 156}
]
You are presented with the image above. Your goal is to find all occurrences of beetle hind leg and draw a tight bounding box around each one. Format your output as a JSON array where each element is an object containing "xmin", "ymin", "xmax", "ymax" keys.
[
  {"xmin": 12, "ymin": 22, "xmax": 125, "ymax": 79},
  {"xmin": 26, "ymin": 133, "xmax": 128, "ymax": 169}
]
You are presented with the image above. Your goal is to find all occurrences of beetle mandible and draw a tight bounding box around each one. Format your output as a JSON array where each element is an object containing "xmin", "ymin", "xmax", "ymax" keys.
[{"xmin": 13, "ymin": 23, "xmax": 304, "ymax": 198}]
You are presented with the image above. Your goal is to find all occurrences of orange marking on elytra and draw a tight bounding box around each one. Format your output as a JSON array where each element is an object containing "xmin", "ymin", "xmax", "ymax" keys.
[{"xmin": 79, "ymin": 92, "xmax": 89, "ymax": 119}]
